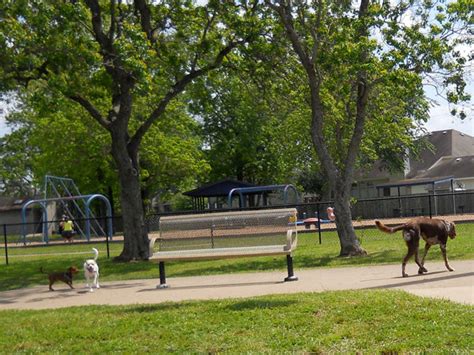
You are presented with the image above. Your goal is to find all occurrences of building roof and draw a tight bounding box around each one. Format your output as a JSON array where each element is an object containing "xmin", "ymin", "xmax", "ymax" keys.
[
  {"xmin": 357, "ymin": 129, "xmax": 474, "ymax": 182},
  {"xmin": 0, "ymin": 196, "xmax": 35, "ymax": 212},
  {"xmin": 183, "ymin": 179, "xmax": 257, "ymax": 198},
  {"xmin": 373, "ymin": 130, "xmax": 474, "ymax": 190},
  {"xmin": 407, "ymin": 129, "xmax": 474, "ymax": 179},
  {"xmin": 376, "ymin": 176, "xmax": 454, "ymax": 189},
  {"xmin": 413, "ymin": 155, "xmax": 474, "ymax": 180}
]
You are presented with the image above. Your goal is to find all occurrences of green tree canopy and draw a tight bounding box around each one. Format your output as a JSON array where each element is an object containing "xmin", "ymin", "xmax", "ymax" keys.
[
  {"xmin": 265, "ymin": 0, "xmax": 471, "ymax": 255},
  {"xmin": 0, "ymin": 0, "xmax": 262, "ymax": 260},
  {"xmin": 0, "ymin": 90, "xmax": 209, "ymax": 213}
]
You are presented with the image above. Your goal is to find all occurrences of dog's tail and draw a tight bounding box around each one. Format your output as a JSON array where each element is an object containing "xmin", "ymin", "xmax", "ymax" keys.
[
  {"xmin": 375, "ymin": 220, "xmax": 406, "ymax": 234},
  {"xmin": 92, "ymin": 248, "xmax": 99, "ymax": 261},
  {"xmin": 39, "ymin": 267, "xmax": 47, "ymax": 274}
]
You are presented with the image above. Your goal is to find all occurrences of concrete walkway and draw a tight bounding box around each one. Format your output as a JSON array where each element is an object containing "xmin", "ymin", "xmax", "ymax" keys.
[{"xmin": 0, "ymin": 260, "xmax": 472, "ymax": 310}]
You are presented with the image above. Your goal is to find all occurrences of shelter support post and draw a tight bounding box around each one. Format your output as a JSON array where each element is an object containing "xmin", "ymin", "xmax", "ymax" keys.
[
  {"xmin": 451, "ymin": 179, "xmax": 456, "ymax": 215},
  {"xmin": 397, "ymin": 186, "xmax": 402, "ymax": 216},
  {"xmin": 428, "ymin": 194, "xmax": 433, "ymax": 218},
  {"xmin": 227, "ymin": 184, "xmax": 299, "ymax": 209}
]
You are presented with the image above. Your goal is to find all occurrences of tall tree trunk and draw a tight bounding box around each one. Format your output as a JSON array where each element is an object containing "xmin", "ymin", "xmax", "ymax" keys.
[
  {"xmin": 309, "ymin": 91, "xmax": 367, "ymax": 256},
  {"xmin": 333, "ymin": 179, "xmax": 366, "ymax": 256},
  {"xmin": 111, "ymin": 129, "xmax": 149, "ymax": 261},
  {"xmin": 267, "ymin": 0, "xmax": 368, "ymax": 256}
]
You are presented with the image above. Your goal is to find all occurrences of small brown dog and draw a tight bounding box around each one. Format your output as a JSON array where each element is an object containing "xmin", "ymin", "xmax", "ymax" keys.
[
  {"xmin": 40, "ymin": 266, "xmax": 79, "ymax": 291},
  {"xmin": 375, "ymin": 217, "xmax": 456, "ymax": 277}
]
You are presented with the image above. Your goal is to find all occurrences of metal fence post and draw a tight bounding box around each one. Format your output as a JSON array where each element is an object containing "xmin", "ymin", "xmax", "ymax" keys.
[
  {"xmin": 428, "ymin": 194, "xmax": 432, "ymax": 218},
  {"xmin": 3, "ymin": 224, "xmax": 8, "ymax": 266},
  {"xmin": 105, "ymin": 216, "xmax": 110, "ymax": 259},
  {"xmin": 316, "ymin": 203, "xmax": 322, "ymax": 244}
]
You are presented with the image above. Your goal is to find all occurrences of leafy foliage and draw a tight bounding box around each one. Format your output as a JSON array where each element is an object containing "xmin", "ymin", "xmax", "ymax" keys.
[
  {"xmin": 0, "ymin": 89, "xmax": 209, "ymax": 212},
  {"xmin": 263, "ymin": 0, "xmax": 471, "ymax": 255},
  {"xmin": 0, "ymin": 1, "xmax": 470, "ymax": 259}
]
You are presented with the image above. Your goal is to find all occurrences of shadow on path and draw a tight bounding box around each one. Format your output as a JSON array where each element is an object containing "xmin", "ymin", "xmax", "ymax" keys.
[
  {"xmin": 364, "ymin": 271, "xmax": 474, "ymax": 290},
  {"xmin": 138, "ymin": 280, "xmax": 281, "ymax": 292}
]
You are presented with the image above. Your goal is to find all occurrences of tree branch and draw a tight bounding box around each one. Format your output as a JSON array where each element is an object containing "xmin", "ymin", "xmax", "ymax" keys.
[
  {"xmin": 191, "ymin": 10, "xmax": 216, "ymax": 73},
  {"xmin": 84, "ymin": 0, "xmax": 111, "ymax": 51},
  {"xmin": 129, "ymin": 39, "xmax": 243, "ymax": 151},
  {"xmin": 134, "ymin": 0, "xmax": 155, "ymax": 44},
  {"xmin": 342, "ymin": 0, "xmax": 370, "ymax": 186},
  {"xmin": 84, "ymin": 0, "xmax": 135, "ymax": 132},
  {"xmin": 310, "ymin": 1, "xmax": 323, "ymax": 65},
  {"xmin": 266, "ymin": 0, "xmax": 338, "ymax": 179},
  {"xmin": 109, "ymin": 0, "xmax": 116, "ymax": 44},
  {"xmin": 266, "ymin": 1, "xmax": 313, "ymax": 72},
  {"xmin": 69, "ymin": 94, "xmax": 110, "ymax": 129}
]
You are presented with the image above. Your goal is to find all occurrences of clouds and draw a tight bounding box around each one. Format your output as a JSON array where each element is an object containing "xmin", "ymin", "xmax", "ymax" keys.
[
  {"xmin": 0, "ymin": 117, "xmax": 9, "ymax": 137},
  {"xmin": 423, "ymin": 77, "xmax": 474, "ymax": 136},
  {"xmin": 0, "ymin": 105, "xmax": 10, "ymax": 137},
  {"xmin": 424, "ymin": 102, "xmax": 473, "ymax": 136}
]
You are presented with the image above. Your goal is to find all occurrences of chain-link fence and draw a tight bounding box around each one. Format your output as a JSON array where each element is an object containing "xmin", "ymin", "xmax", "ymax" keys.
[
  {"xmin": 0, "ymin": 216, "xmax": 116, "ymax": 265},
  {"xmin": 1, "ymin": 191, "xmax": 473, "ymax": 264}
]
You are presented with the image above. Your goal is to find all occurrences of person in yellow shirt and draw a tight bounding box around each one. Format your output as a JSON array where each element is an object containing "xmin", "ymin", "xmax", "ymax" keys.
[{"xmin": 60, "ymin": 215, "xmax": 74, "ymax": 243}]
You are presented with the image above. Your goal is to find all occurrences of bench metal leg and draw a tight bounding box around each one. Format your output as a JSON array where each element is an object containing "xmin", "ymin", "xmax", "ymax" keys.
[
  {"xmin": 284, "ymin": 255, "xmax": 298, "ymax": 282},
  {"xmin": 157, "ymin": 261, "xmax": 169, "ymax": 289}
]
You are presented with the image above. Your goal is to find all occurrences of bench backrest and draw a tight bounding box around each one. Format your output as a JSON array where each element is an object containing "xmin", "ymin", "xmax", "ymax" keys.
[{"xmin": 157, "ymin": 208, "xmax": 297, "ymax": 252}]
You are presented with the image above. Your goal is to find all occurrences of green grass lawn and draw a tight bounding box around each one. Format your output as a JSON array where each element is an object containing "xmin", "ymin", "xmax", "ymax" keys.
[
  {"xmin": 0, "ymin": 224, "xmax": 472, "ymax": 352},
  {"xmin": 0, "ymin": 290, "xmax": 472, "ymax": 352},
  {"xmin": 1, "ymin": 223, "xmax": 473, "ymax": 291}
]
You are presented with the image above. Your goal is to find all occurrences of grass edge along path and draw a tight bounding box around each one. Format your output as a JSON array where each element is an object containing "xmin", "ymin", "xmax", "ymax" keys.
[
  {"xmin": 0, "ymin": 289, "xmax": 472, "ymax": 353},
  {"xmin": 1, "ymin": 223, "xmax": 473, "ymax": 292}
]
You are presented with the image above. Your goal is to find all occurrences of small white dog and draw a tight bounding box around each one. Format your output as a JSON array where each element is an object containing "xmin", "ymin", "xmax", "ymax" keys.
[{"xmin": 83, "ymin": 248, "xmax": 100, "ymax": 292}]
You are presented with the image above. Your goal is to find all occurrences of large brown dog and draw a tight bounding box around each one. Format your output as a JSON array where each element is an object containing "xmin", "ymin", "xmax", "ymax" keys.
[{"xmin": 375, "ymin": 217, "xmax": 456, "ymax": 277}]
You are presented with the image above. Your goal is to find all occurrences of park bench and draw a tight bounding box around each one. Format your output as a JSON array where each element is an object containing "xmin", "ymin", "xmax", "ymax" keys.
[{"xmin": 149, "ymin": 208, "xmax": 299, "ymax": 288}]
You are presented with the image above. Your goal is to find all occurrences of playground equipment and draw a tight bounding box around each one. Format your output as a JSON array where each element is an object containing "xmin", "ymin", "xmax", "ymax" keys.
[
  {"xmin": 20, "ymin": 176, "xmax": 113, "ymax": 243},
  {"xmin": 227, "ymin": 184, "xmax": 299, "ymax": 208}
]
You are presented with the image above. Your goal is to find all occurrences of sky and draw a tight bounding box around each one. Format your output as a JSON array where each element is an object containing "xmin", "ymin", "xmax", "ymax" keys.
[
  {"xmin": 420, "ymin": 76, "xmax": 473, "ymax": 136},
  {"xmin": 424, "ymin": 98, "xmax": 473, "ymax": 136}
]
